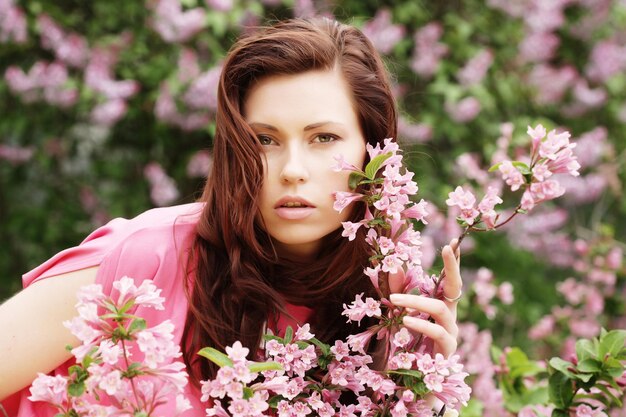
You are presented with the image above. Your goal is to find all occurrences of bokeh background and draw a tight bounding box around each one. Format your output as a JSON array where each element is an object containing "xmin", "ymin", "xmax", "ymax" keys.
[{"xmin": 1, "ymin": 0, "xmax": 625, "ymax": 415}]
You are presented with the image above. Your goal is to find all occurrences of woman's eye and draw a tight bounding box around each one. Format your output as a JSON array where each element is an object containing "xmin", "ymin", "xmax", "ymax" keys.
[
  {"xmin": 258, "ymin": 135, "xmax": 274, "ymax": 146},
  {"xmin": 314, "ymin": 134, "xmax": 337, "ymax": 143}
]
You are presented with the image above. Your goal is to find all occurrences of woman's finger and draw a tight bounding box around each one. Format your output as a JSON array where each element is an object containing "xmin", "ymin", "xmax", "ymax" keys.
[
  {"xmin": 402, "ymin": 316, "xmax": 458, "ymax": 357},
  {"xmin": 442, "ymin": 239, "xmax": 462, "ymax": 309},
  {"xmin": 389, "ymin": 293, "xmax": 458, "ymax": 336}
]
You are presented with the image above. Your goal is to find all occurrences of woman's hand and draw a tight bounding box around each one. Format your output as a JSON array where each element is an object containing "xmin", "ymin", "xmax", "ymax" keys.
[{"xmin": 388, "ymin": 239, "xmax": 462, "ymax": 358}]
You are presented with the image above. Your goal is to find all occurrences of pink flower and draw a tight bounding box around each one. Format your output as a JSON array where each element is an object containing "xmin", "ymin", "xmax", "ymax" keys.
[
  {"xmin": 149, "ymin": 0, "xmax": 206, "ymax": 43},
  {"xmin": 392, "ymin": 328, "xmax": 413, "ymax": 348},
  {"xmin": 445, "ymin": 97, "xmax": 481, "ymax": 123},
  {"xmin": 144, "ymin": 162, "xmax": 180, "ymax": 206},
  {"xmin": 187, "ymin": 150, "xmax": 213, "ymax": 178},
  {"xmin": 332, "ymin": 154, "xmax": 362, "ymax": 172},
  {"xmin": 28, "ymin": 374, "xmax": 67, "ymax": 404},
  {"xmin": 334, "ymin": 191, "xmax": 363, "ymax": 213},
  {"xmin": 410, "ymin": 22, "xmax": 448, "ymax": 78},
  {"xmin": 446, "ymin": 186, "xmax": 477, "ymax": 210},
  {"xmin": 0, "ymin": 144, "xmax": 35, "ymax": 165},
  {"xmin": 519, "ymin": 31, "xmax": 560, "ymax": 63},
  {"xmin": 398, "ymin": 117, "xmax": 433, "ymax": 143},
  {"xmin": 498, "ymin": 161, "xmax": 525, "ymax": 191},
  {"xmin": 424, "ymin": 373, "xmax": 444, "ymax": 392},
  {"xmin": 226, "ymin": 341, "xmax": 250, "ymax": 363},
  {"xmin": 575, "ymin": 404, "xmax": 608, "ymax": 417},
  {"xmin": 91, "ymin": 99, "xmax": 128, "ymax": 127},
  {"xmin": 183, "ymin": 65, "xmax": 222, "ymax": 111},
  {"xmin": 402, "ymin": 199, "xmax": 429, "ymax": 223},
  {"xmin": 586, "ymin": 40, "xmax": 626, "ymax": 82},
  {"xmin": 457, "ymin": 49, "xmax": 494, "ymax": 86},
  {"xmin": 528, "ymin": 64, "xmax": 577, "ymax": 105},
  {"xmin": 361, "ymin": 9, "xmax": 406, "ymax": 55},
  {"xmin": 0, "ymin": 3, "xmax": 27, "ymax": 44},
  {"xmin": 341, "ymin": 221, "xmax": 363, "ymax": 241},
  {"xmin": 205, "ymin": 0, "xmax": 233, "ymax": 12}
]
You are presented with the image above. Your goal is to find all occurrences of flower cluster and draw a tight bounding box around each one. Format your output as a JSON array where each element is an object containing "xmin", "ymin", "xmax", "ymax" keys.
[
  {"xmin": 202, "ymin": 324, "xmax": 464, "ymax": 417},
  {"xmin": 445, "ymin": 124, "xmax": 580, "ymax": 233},
  {"xmin": 28, "ymin": 276, "xmax": 191, "ymax": 416}
]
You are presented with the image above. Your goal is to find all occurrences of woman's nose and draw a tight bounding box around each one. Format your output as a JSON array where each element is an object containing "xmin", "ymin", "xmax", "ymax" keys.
[{"xmin": 279, "ymin": 146, "xmax": 309, "ymax": 184}]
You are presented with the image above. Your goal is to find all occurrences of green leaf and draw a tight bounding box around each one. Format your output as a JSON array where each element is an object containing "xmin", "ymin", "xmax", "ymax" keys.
[
  {"xmin": 576, "ymin": 359, "xmax": 602, "ymax": 373},
  {"xmin": 512, "ymin": 161, "xmax": 531, "ymax": 175},
  {"xmin": 68, "ymin": 380, "xmax": 85, "ymax": 397},
  {"xmin": 548, "ymin": 372, "xmax": 574, "ymax": 409},
  {"xmin": 248, "ymin": 361, "xmax": 283, "ymax": 373},
  {"xmin": 549, "ymin": 357, "xmax": 577, "ymax": 379},
  {"xmin": 488, "ymin": 162, "xmax": 502, "ymax": 172},
  {"xmin": 127, "ymin": 318, "xmax": 147, "ymax": 334},
  {"xmin": 348, "ymin": 171, "xmax": 365, "ymax": 190},
  {"xmin": 551, "ymin": 409, "xmax": 569, "ymax": 417},
  {"xmin": 387, "ymin": 369, "xmax": 424, "ymax": 378},
  {"xmin": 197, "ymin": 347, "xmax": 234, "ymax": 367},
  {"xmin": 283, "ymin": 326, "xmax": 293, "ymax": 344},
  {"xmin": 308, "ymin": 337, "xmax": 331, "ymax": 356},
  {"xmin": 576, "ymin": 339, "xmax": 597, "ymax": 362},
  {"xmin": 599, "ymin": 330, "xmax": 626, "ymax": 358},
  {"xmin": 117, "ymin": 298, "xmax": 136, "ymax": 315},
  {"xmin": 243, "ymin": 387, "xmax": 254, "ymax": 400},
  {"xmin": 365, "ymin": 152, "xmax": 392, "ymax": 180}
]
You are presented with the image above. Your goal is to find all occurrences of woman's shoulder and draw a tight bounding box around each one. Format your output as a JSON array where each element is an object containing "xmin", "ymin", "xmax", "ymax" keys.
[{"xmin": 23, "ymin": 202, "xmax": 205, "ymax": 287}]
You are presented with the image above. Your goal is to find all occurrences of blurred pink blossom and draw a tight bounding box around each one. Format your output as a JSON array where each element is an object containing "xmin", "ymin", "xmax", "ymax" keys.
[
  {"xmin": 0, "ymin": 144, "xmax": 34, "ymax": 164},
  {"xmin": 455, "ymin": 153, "xmax": 489, "ymax": 185},
  {"xmin": 148, "ymin": 0, "xmax": 206, "ymax": 43},
  {"xmin": 528, "ymin": 316, "xmax": 556, "ymax": 340},
  {"xmin": 569, "ymin": 0, "xmax": 611, "ymax": 39},
  {"xmin": 187, "ymin": 150, "xmax": 213, "ymax": 178},
  {"xmin": 558, "ymin": 174, "xmax": 608, "ymax": 205},
  {"xmin": 398, "ymin": 117, "xmax": 432, "ymax": 143},
  {"xmin": 457, "ymin": 49, "xmax": 493, "ymax": 86},
  {"xmin": 0, "ymin": 0, "xmax": 27, "ymax": 44},
  {"xmin": 445, "ymin": 97, "xmax": 481, "ymax": 123},
  {"xmin": 155, "ymin": 82, "xmax": 211, "ymax": 131},
  {"xmin": 524, "ymin": 0, "xmax": 568, "ymax": 33},
  {"xmin": 410, "ymin": 22, "xmax": 448, "ymax": 78},
  {"xmin": 144, "ymin": 162, "xmax": 180, "ymax": 206},
  {"xmin": 519, "ymin": 31, "xmax": 560, "ymax": 63},
  {"xmin": 528, "ymin": 64, "xmax": 577, "ymax": 105},
  {"xmin": 293, "ymin": 0, "xmax": 316, "ymax": 18},
  {"xmin": 487, "ymin": 0, "xmax": 527, "ymax": 17},
  {"xmin": 5, "ymin": 61, "xmax": 78, "ymax": 107},
  {"xmin": 182, "ymin": 65, "xmax": 222, "ymax": 111},
  {"xmin": 85, "ymin": 48, "xmax": 140, "ymax": 100},
  {"xmin": 205, "ymin": 0, "xmax": 233, "ymax": 12},
  {"xmin": 574, "ymin": 127, "xmax": 609, "ymax": 169},
  {"xmin": 570, "ymin": 318, "xmax": 600, "ymax": 338},
  {"xmin": 572, "ymin": 79, "xmax": 607, "ymax": 109},
  {"xmin": 177, "ymin": 48, "xmax": 200, "ymax": 83},
  {"xmin": 586, "ymin": 40, "xmax": 626, "ymax": 82},
  {"xmin": 361, "ymin": 9, "xmax": 406, "ymax": 55},
  {"xmin": 91, "ymin": 99, "xmax": 128, "ymax": 127},
  {"xmin": 37, "ymin": 14, "xmax": 89, "ymax": 68}
]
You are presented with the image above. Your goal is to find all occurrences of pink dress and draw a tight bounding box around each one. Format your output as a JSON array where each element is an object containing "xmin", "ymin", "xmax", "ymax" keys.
[{"xmin": 2, "ymin": 203, "xmax": 312, "ymax": 417}]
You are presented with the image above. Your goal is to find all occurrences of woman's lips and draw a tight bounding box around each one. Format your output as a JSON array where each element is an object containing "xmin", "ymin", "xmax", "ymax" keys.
[
  {"xmin": 274, "ymin": 206, "xmax": 315, "ymax": 220},
  {"xmin": 274, "ymin": 196, "xmax": 316, "ymax": 219}
]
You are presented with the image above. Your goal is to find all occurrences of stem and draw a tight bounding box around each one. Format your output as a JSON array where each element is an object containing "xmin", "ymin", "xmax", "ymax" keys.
[{"xmin": 120, "ymin": 338, "xmax": 142, "ymax": 409}]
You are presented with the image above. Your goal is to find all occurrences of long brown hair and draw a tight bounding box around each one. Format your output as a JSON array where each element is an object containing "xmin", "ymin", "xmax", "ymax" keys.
[{"xmin": 182, "ymin": 17, "xmax": 398, "ymax": 383}]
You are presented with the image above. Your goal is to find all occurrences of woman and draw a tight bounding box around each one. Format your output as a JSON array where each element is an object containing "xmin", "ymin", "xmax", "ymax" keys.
[{"xmin": 0, "ymin": 17, "xmax": 462, "ymax": 416}]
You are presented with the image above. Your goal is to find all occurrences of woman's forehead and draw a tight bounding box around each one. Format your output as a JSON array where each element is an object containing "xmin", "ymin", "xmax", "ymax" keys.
[{"xmin": 243, "ymin": 69, "xmax": 360, "ymax": 128}]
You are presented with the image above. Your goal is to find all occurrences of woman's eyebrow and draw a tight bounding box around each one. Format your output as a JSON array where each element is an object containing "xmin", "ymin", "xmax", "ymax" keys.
[
  {"xmin": 249, "ymin": 122, "xmax": 278, "ymax": 131},
  {"xmin": 304, "ymin": 121, "xmax": 346, "ymax": 131}
]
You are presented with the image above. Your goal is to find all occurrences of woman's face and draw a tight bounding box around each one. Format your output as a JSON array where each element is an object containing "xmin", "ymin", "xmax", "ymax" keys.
[{"xmin": 243, "ymin": 68, "xmax": 366, "ymax": 261}]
